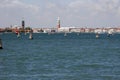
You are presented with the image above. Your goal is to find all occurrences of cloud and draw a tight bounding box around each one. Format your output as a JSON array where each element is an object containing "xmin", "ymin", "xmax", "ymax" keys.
[
  {"xmin": 68, "ymin": 0, "xmax": 120, "ymax": 16},
  {"xmin": 0, "ymin": 0, "xmax": 120, "ymax": 28},
  {"xmin": 0, "ymin": 0, "xmax": 40, "ymax": 13},
  {"xmin": 61, "ymin": 0, "xmax": 120, "ymax": 27},
  {"xmin": 0, "ymin": 0, "xmax": 40, "ymax": 27}
]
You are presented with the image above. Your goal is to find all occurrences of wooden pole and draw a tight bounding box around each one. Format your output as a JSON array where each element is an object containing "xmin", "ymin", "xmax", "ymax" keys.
[{"xmin": 0, "ymin": 39, "xmax": 3, "ymax": 49}]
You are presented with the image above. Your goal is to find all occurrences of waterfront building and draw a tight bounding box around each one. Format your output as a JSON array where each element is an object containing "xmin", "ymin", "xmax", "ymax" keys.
[
  {"xmin": 0, "ymin": 28, "xmax": 5, "ymax": 33},
  {"xmin": 69, "ymin": 28, "xmax": 81, "ymax": 33},
  {"xmin": 58, "ymin": 27, "xmax": 75, "ymax": 33},
  {"xmin": 115, "ymin": 28, "xmax": 120, "ymax": 33},
  {"xmin": 94, "ymin": 28, "xmax": 104, "ymax": 34},
  {"xmin": 107, "ymin": 28, "xmax": 114, "ymax": 34}
]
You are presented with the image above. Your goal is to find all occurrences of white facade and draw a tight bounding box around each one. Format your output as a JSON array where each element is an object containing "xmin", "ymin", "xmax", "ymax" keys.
[{"xmin": 58, "ymin": 27, "xmax": 75, "ymax": 32}]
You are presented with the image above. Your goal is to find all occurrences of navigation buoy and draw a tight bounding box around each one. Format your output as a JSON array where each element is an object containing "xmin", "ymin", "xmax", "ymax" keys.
[
  {"xmin": 64, "ymin": 33, "xmax": 67, "ymax": 36},
  {"xmin": 15, "ymin": 30, "xmax": 20, "ymax": 38},
  {"xmin": 29, "ymin": 29, "xmax": 33, "ymax": 40},
  {"xmin": 17, "ymin": 32, "xmax": 20, "ymax": 38},
  {"xmin": 29, "ymin": 33, "xmax": 33, "ymax": 40},
  {"xmin": 96, "ymin": 33, "xmax": 99, "ymax": 38},
  {"xmin": 0, "ymin": 39, "xmax": 3, "ymax": 49}
]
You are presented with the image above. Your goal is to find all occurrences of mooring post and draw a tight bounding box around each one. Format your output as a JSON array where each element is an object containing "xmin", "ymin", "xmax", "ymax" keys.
[
  {"xmin": 0, "ymin": 39, "xmax": 3, "ymax": 49},
  {"xmin": 29, "ymin": 29, "xmax": 33, "ymax": 40}
]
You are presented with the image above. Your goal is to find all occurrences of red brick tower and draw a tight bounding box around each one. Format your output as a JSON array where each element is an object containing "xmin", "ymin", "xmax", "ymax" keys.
[{"xmin": 22, "ymin": 18, "xmax": 25, "ymax": 30}]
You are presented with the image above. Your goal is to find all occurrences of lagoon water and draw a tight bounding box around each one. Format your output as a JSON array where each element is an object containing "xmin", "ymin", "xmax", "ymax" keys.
[{"xmin": 0, "ymin": 33, "xmax": 120, "ymax": 80}]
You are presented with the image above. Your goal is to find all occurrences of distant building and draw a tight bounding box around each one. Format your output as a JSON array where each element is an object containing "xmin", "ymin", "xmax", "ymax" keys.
[
  {"xmin": 94, "ymin": 28, "xmax": 103, "ymax": 33},
  {"xmin": 58, "ymin": 27, "xmax": 75, "ymax": 32},
  {"xmin": 115, "ymin": 28, "xmax": 120, "ymax": 33},
  {"xmin": 70, "ymin": 28, "xmax": 81, "ymax": 32}
]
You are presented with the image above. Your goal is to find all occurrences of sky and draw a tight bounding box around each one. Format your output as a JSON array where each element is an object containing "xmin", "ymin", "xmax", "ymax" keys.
[{"xmin": 0, "ymin": 0, "xmax": 120, "ymax": 28}]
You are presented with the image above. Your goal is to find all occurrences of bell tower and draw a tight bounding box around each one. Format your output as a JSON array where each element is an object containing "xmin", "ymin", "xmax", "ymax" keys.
[
  {"xmin": 57, "ymin": 17, "xmax": 60, "ymax": 29},
  {"xmin": 22, "ymin": 18, "xmax": 25, "ymax": 30}
]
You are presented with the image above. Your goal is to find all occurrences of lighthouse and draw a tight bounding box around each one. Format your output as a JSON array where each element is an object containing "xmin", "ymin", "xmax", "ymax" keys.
[{"xmin": 57, "ymin": 17, "xmax": 60, "ymax": 29}]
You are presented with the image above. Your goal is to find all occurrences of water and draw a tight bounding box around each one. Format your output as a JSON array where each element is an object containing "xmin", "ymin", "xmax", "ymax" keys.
[{"xmin": 0, "ymin": 33, "xmax": 120, "ymax": 80}]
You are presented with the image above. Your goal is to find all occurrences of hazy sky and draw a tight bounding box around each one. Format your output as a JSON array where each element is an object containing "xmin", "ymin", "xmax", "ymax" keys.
[{"xmin": 0, "ymin": 0, "xmax": 120, "ymax": 28}]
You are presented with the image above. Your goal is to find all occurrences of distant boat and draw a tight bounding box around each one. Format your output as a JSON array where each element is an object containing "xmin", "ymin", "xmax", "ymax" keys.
[
  {"xmin": 43, "ymin": 30, "xmax": 47, "ymax": 33},
  {"xmin": 108, "ymin": 31, "xmax": 113, "ymax": 34}
]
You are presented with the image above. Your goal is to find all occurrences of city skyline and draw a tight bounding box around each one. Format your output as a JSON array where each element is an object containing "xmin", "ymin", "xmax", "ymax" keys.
[{"xmin": 0, "ymin": 0, "xmax": 120, "ymax": 28}]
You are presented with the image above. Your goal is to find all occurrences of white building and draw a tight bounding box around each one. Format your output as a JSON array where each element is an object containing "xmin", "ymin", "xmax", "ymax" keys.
[{"xmin": 58, "ymin": 27, "xmax": 75, "ymax": 32}]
